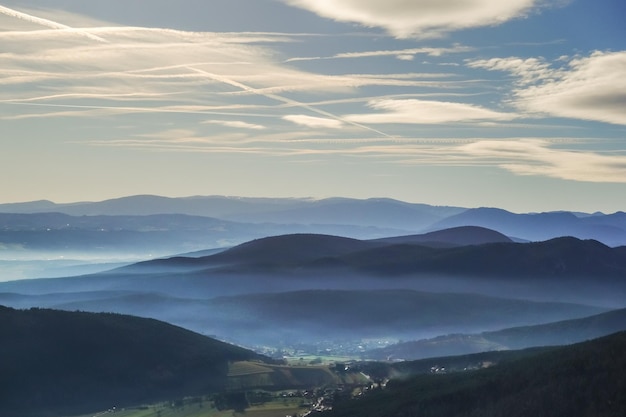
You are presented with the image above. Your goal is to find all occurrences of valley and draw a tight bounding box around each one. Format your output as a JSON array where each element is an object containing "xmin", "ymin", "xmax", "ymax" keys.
[{"xmin": 1, "ymin": 195, "xmax": 625, "ymax": 417}]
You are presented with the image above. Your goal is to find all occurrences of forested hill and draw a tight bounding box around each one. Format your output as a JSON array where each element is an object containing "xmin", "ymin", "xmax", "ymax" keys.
[
  {"xmin": 0, "ymin": 306, "xmax": 264, "ymax": 417},
  {"xmin": 327, "ymin": 331, "xmax": 626, "ymax": 417}
]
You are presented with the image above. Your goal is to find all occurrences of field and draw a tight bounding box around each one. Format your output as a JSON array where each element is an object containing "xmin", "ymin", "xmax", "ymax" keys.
[{"xmin": 70, "ymin": 396, "xmax": 305, "ymax": 417}]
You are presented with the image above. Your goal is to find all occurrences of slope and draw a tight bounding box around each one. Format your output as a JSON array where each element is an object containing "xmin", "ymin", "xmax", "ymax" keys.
[
  {"xmin": 327, "ymin": 331, "xmax": 626, "ymax": 417},
  {"xmin": 0, "ymin": 306, "xmax": 263, "ymax": 417}
]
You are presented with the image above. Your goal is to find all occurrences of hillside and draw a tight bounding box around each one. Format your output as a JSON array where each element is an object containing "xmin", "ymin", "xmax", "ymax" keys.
[
  {"xmin": 0, "ymin": 306, "xmax": 264, "ymax": 417},
  {"xmin": 327, "ymin": 331, "xmax": 626, "ymax": 417},
  {"xmin": 366, "ymin": 307, "xmax": 626, "ymax": 360}
]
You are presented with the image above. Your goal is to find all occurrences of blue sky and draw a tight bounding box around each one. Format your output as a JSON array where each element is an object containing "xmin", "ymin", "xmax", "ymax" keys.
[{"xmin": 1, "ymin": 0, "xmax": 625, "ymax": 212}]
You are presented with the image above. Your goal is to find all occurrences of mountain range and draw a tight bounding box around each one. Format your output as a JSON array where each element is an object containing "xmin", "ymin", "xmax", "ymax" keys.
[
  {"xmin": 2, "ymin": 194, "xmax": 625, "ymax": 281},
  {"xmin": 1, "ymin": 229, "xmax": 624, "ymax": 347},
  {"xmin": 1, "ymin": 194, "xmax": 625, "ymax": 246}
]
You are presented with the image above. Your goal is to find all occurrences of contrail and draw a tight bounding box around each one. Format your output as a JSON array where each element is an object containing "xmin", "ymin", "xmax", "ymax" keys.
[
  {"xmin": 186, "ymin": 66, "xmax": 395, "ymax": 139},
  {"xmin": 0, "ymin": 4, "xmax": 107, "ymax": 42},
  {"xmin": 0, "ymin": 5, "xmax": 390, "ymax": 139}
]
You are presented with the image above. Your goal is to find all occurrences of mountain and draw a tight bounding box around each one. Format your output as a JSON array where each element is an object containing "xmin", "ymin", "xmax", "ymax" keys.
[
  {"xmin": 0, "ymin": 305, "xmax": 264, "ymax": 417},
  {"xmin": 131, "ymin": 233, "xmax": 626, "ymax": 290},
  {"xmin": 0, "ymin": 212, "xmax": 410, "ymax": 281},
  {"xmin": 366, "ymin": 307, "xmax": 626, "ymax": 360},
  {"xmin": 327, "ymin": 331, "xmax": 626, "ymax": 417},
  {"xmin": 112, "ymin": 226, "xmax": 512, "ymax": 277},
  {"xmin": 3, "ymin": 195, "xmax": 626, "ymax": 246},
  {"xmin": 218, "ymin": 197, "xmax": 465, "ymax": 231},
  {"xmin": 430, "ymin": 207, "xmax": 626, "ymax": 246},
  {"xmin": 1, "ymin": 232, "xmax": 624, "ymax": 348},
  {"xmin": 126, "ymin": 231, "xmax": 626, "ymax": 278},
  {"xmin": 371, "ymin": 225, "xmax": 513, "ymax": 247},
  {"xmin": 334, "ymin": 236, "xmax": 626, "ymax": 279}
]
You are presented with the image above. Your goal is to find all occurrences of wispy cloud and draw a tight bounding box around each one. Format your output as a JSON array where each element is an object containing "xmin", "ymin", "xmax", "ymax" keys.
[
  {"xmin": 283, "ymin": 115, "xmax": 344, "ymax": 129},
  {"xmin": 344, "ymin": 99, "xmax": 516, "ymax": 124},
  {"xmin": 282, "ymin": 0, "xmax": 540, "ymax": 38},
  {"xmin": 460, "ymin": 139, "xmax": 626, "ymax": 183},
  {"xmin": 468, "ymin": 51, "xmax": 626, "ymax": 126},
  {"xmin": 298, "ymin": 138, "xmax": 626, "ymax": 183},
  {"xmin": 203, "ymin": 120, "xmax": 266, "ymax": 130}
]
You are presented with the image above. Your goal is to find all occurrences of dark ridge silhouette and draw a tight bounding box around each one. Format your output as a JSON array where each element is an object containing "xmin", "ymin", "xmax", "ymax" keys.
[
  {"xmin": 337, "ymin": 236, "xmax": 626, "ymax": 278},
  {"xmin": 327, "ymin": 331, "xmax": 626, "ymax": 417},
  {"xmin": 370, "ymin": 225, "xmax": 513, "ymax": 247},
  {"xmin": 129, "ymin": 231, "xmax": 626, "ymax": 280},
  {"xmin": 0, "ymin": 306, "xmax": 264, "ymax": 417},
  {"xmin": 210, "ymin": 233, "xmax": 382, "ymax": 265},
  {"xmin": 126, "ymin": 227, "xmax": 510, "ymax": 272}
]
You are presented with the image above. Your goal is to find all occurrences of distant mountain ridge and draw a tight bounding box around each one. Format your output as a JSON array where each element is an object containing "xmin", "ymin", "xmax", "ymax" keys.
[
  {"xmin": 1, "ymin": 195, "xmax": 624, "ymax": 247},
  {"xmin": 431, "ymin": 207, "xmax": 626, "ymax": 246}
]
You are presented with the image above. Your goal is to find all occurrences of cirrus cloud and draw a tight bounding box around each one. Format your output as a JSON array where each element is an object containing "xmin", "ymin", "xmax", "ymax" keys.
[{"xmin": 344, "ymin": 99, "xmax": 516, "ymax": 124}]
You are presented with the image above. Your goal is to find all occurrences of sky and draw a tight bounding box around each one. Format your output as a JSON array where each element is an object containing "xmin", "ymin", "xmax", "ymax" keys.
[{"xmin": 1, "ymin": 0, "xmax": 625, "ymax": 213}]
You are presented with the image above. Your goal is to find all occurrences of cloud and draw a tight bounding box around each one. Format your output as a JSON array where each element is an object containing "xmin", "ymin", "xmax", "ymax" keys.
[
  {"xmin": 460, "ymin": 139, "xmax": 626, "ymax": 183},
  {"xmin": 283, "ymin": 115, "xmax": 344, "ymax": 128},
  {"xmin": 203, "ymin": 120, "xmax": 266, "ymax": 130},
  {"xmin": 282, "ymin": 0, "xmax": 539, "ymax": 38},
  {"xmin": 468, "ymin": 51, "xmax": 626, "ymax": 126},
  {"xmin": 467, "ymin": 56, "xmax": 553, "ymax": 85},
  {"xmin": 344, "ymin": 99, "xmax": 516, "ymax": 124},
  {"xmin": 295, "ymin": 137, "xmax": 626, "ymax": 183}
]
